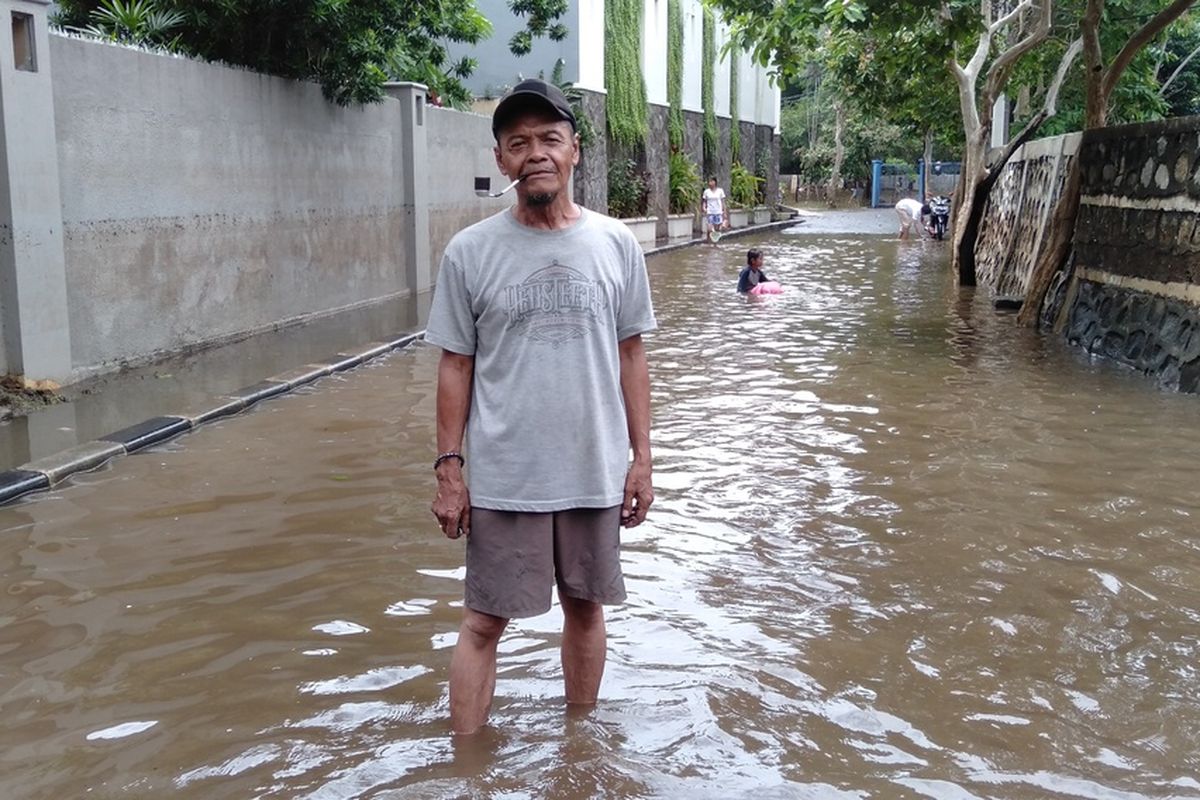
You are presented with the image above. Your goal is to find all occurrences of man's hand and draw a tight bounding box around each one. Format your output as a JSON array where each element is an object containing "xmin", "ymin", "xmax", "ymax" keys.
[
  {"xmin": 432, "ymin": 464, "xmax": 471, "ymax": 539},
  {"xmin": 621, "ymin": 460, "xmax": 653, "ymax": 528}
]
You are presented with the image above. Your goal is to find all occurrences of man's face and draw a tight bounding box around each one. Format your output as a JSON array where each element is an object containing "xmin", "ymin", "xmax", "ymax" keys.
[{"xmin": 494, "ymin": 110, "xmax": 580, "ymax": 206}]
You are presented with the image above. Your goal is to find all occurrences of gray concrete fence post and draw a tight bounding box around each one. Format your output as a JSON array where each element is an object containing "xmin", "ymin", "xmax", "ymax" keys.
[
  {"xmin": 384, "ymin": 82, "xmax": 432, "ymax": 296},
  {"xmin": 0, "ymin": 0, "xmax": 72, "ymax": 383}
]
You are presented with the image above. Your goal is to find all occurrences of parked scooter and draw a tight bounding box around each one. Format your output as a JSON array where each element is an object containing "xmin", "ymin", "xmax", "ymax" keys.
[{"xmin": 927, "ymin": 195, "xmax": 951, "ymax": 240}]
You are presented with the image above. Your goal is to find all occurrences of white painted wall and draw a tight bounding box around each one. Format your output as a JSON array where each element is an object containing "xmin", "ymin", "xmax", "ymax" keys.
[
  {"xmin": 577, "ymin": 0, "xmax": 606, "ymax": 92},
  {"xmin": 738, "ymin": 50, "xmax": 756, "ymax": 123},
  {"xmin": 681, "ymin": 0, "xmax": 703, "ymax": 112},
  {"xmin": 713, "ymin": 20, "xmax": 730, "ymax": 117},
  {"xmin": 642, "ymin": 0, "xmax": 667, "ymax": 105}
]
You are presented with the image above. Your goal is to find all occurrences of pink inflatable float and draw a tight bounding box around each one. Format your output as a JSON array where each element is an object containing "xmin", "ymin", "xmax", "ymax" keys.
[{"xmin": 749, "ymin": 281, "xmax": 783, "ymax": 295}]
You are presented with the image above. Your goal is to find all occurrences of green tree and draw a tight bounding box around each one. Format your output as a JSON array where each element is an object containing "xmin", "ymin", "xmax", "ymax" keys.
[
  {"xmin": 712, "ymin": 0, "xmax": 1195, "ymax": 288},
  {"xmin": 1154, "ymin": 15, "xmax": 1200, "ymax": 116},
  {"xmin": 53, "ymin": 0, "xmax": 569, "ymax": 107}
]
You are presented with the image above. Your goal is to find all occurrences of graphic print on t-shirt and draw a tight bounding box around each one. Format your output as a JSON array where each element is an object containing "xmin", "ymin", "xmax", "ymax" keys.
[{"xmin": 504, "ymin": 261, "xmax": 608, "ymax": 346}]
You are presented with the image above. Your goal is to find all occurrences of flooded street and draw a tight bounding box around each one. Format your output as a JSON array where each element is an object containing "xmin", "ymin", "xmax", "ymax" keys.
[{"xmin": 2, "ymin": 216, "xmax": 1199, "ymax": 798}]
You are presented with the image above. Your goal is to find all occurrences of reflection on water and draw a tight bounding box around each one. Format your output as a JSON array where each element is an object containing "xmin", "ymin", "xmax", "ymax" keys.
[{"xmin": 2, "ymin": 220, "xmax": 1199, "ymax": 798}]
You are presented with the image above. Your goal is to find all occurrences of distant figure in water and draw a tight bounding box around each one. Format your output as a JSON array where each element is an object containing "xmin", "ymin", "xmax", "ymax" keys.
[
  {"xmin": 738, "ymin": 249, "xmax": 769, "ymax": 293},
  {"xmin": 895, "ymin": 197, "xmax": 931, "ymax": 240}
]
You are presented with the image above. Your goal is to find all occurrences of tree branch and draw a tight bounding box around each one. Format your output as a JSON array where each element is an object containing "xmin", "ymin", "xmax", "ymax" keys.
[
  {"xmin": 1103, "ymin": 0, "xmax": 1198, "ymax": 99},
  {"xmin": 988, "ymin": 38, "xmax": 1081, "ymax": 173},
  {"xmin": 990, "ymin": 0, "xmax": 1034, "ymax": 36},
  {"xmin": 1160, "ymin": 31, "xmax": 1200, "ymax": 95},
  {"xmin": 983, "ymin": 0, "xmax": 1052, "ymax": 107}
]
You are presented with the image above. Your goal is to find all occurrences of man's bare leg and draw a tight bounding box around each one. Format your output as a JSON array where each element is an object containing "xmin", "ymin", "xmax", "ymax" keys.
[
  {"xmin": 559, "ymin": 593, "xmax": 607, "ymax": 704},
  {"xmin": 449, "ymin": 608, "xmax": 509, "ymax": 734}
]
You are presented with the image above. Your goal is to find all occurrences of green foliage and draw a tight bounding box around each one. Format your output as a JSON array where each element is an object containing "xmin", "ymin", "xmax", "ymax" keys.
[
  {"xmin": 608, "ymin": 158, "xmax": 649, "ymax": 218},
  {"xmin": 1157, "ymin": 15, "xmax": 1200, "ymax": 117},
  {"xmin": 729, "ymin": 162, "xmax": 762, "ymax": 208},
  {"xmin": 546, "ymin": 59, "xmax": 597, "ymax": 147},
  {"xmin": 779, "ymin": 67, "xmax": 939, "ymax": 184},
  {"xmin": 667, "ymin": 0, "xmax": 685, "ymax": 148},
  {"xmin": 605, "ymin": 0, "xmax": 648, "ymax": 147},
  {"xmin": 730, "ymin": 55, "xmax": 740, "ymax": 163},
  {"xmin": 53, "ymin": 0, "xmax": 568, "ymax": 107},
  {"xmin": 701, "ymin": 8, "xmax": 717, "ymax": 169},
  {"xmin": 668, "ymin": 149, "xmax": 702, "ymax": 213},
  {"xmin": 507, "ymin": 0, "xmax": 569, "ymax": 55},
  {"xmin": 79, "ymin": 0, "xmax": 184, "ymax": 49}
]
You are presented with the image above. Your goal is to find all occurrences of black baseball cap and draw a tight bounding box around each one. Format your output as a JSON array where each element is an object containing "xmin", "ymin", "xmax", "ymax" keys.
[{"xmin": 492, "ymin": 78, "xmax": 578, "ymax": 139}]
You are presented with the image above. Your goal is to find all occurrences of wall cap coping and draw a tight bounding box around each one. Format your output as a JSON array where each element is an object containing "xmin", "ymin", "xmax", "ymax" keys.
[{"xmin": 1083, "ymin": 115, "xmax": 1200, "ymax": 144}]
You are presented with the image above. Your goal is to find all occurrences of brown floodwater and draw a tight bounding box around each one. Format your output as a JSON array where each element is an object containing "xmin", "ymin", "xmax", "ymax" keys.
[{"xmin": 2, "ymin": 216, "xmax": 1199, "ymax": 799}]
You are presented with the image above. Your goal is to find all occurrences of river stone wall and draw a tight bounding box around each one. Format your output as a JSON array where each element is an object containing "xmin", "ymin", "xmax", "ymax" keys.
[
  {"xmin": 974, "ymin": 133, "xmax": 1080, "ymax": 298},
  {"xmin": 1060, "ymin": 116, "xmax": 1200, "ymax": 392}
]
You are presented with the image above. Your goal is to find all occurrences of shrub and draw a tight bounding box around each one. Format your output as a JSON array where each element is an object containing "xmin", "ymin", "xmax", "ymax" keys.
[
  {"xmin": 668, "ymin": 149, "xmax": 702, "ymax": 214},
  {"xmin": 608, "ymin": 159, "xmax": 649, "ymax": 218},
  {"xmin": 730, "ymin": 162, "xmax": 763, "ymax": 208}
]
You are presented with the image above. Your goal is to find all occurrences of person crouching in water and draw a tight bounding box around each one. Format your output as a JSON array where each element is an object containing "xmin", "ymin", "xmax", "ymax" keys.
[
  {"xmin": 738, "ymin": 249, "xmax": 769, "ymax": 293},
  {"xmin": 895, "ymin": 197, "xmax": 931, "ymax": 240}
]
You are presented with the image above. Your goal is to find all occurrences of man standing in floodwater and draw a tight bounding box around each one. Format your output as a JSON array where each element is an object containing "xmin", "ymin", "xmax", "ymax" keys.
[{"xmin": 425, "ymin": 78, "xmax": 657, "ymax": 735}]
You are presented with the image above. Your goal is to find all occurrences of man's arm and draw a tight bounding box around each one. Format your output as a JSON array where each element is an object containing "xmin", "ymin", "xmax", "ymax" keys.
[
  {"xmin": 432, "ymin": 350, "xmax": 474, "ymax": 538},
  {"xmin": 618, "ymin": 335, "xmax": 653, "ymax": 527}
]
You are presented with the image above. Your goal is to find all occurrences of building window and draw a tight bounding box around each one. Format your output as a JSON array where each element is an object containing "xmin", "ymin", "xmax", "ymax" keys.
[{"xmin": 13, "ymin": 12, "xmax": 36, "ymax": 72}]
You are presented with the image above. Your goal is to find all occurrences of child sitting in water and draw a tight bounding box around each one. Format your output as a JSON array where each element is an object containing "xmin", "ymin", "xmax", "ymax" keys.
[{"xmin": 738, "ymin": 249, "xmax": 769, "ymax": 293}]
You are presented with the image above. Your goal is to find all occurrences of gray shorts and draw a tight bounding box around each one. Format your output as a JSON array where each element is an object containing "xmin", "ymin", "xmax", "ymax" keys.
[{"xmin": 465, "ymin": 506, "xmax": 627, "ymax": 619}]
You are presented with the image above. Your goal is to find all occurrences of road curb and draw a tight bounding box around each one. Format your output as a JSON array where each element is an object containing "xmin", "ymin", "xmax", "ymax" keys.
[{"xmin": 5, "ymin": 332, "xmax": 423, "ymax": 506}]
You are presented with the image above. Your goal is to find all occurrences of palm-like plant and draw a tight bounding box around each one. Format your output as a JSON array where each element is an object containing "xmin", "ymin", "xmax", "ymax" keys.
[
  {"xmin": 84, "ymin": 0, "xmax": 184, "ymax": 48},
  {"xmin": 730, "ymin": 162, "xmax": 764, "ymax": 208},
  {"xmin": 668, "ymin": 149, "xmax": 702, "ymax": 214}
]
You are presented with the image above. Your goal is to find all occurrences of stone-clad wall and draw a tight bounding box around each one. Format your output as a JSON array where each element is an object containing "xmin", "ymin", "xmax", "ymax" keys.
[
  {"xmin": 1065, "ymin": 279, "xmax": 1200, "ymax": 392},
  {"xmin": 1074, "ymin": 117, "xmax": 1200, "ymax": 284},
  {"xmin": 647, "ymin": 105, "xmax": 671, "ymax": 239},
  {"xmin": 574, "ymin": 89, "xmax": 608, "ymax": 212},
  {"xmin": 974, "ymin": 133, "xmax": 1080, "ymax": 298},
  {"xmin": 1060, "ymin": 116, "xmax": 1200, "ymax": 393}
]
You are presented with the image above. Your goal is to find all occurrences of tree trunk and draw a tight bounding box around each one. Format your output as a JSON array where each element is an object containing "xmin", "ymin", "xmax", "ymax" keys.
[
  {"xmin": 827, "ymin": 100, "xmax": 846, "ymax": 207},
  {"xmin": 951, "ymin": 125, "xmax": 988, "ymax": 286},
  {"xmin": 922, "ymin": 130, "xmax": 934, "ymax": 200}
]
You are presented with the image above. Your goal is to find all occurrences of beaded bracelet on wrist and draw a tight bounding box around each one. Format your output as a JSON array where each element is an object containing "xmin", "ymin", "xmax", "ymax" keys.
[{"xmin": 433, "ymin": 451, "xmax": 465, "ymax": 471}]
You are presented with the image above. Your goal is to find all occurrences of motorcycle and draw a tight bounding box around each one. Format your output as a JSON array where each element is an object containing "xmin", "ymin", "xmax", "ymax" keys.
[{"xmin": 927, "ymin": 195, "xmax": 951, "ymax": 240}]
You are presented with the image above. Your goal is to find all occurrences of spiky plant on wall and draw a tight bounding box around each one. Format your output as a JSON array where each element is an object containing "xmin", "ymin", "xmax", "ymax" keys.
[
  {"xmin": 667, "ymin": 0, "xmax": 684, "ymax": 149},
  {"xmin": 701, "ymin": 8, "xmax": 717, "ymax": 171}
]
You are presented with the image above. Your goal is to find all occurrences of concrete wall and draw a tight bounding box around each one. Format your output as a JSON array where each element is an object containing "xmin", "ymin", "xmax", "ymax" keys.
[
  {"xmin": 0, "ymin": 32, "xmax": 511, "ymax": 382},
  {"xmin": 52, "ymin": 36, "xmax": 412, "ymax": 375},
  {"xmin": 0, "ymin": 0, "xmax": 72, "ymax": 381},
  {"xmin": 425, "ymin": 106, "xmax": 513, "ymax": 278},
  {"xmin": 1056, "ymin": 117, "xmax": 1200, "ymax": 392}
]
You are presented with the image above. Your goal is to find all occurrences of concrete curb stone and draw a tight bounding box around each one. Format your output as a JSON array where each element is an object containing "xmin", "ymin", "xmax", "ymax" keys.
[{"xmin": 9, "ymin": 332, "xmax": 423, "ymax": 504}]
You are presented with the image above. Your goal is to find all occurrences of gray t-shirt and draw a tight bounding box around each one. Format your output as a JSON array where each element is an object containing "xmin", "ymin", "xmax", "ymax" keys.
[{"xmin": 425, "ymin": 207, "xmax": 657, "ymax": 512}]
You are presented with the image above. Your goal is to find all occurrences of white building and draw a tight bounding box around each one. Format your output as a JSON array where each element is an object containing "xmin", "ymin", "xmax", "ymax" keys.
[{"xmin": 448, "ymin": 0, "xmax": 782, "ymax": 228}]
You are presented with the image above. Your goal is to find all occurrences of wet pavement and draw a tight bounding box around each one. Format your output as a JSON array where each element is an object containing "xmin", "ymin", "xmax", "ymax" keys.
[{"xmin": 1, "ymin": 209, "xmax": 1198, "ymax": 798}]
